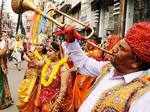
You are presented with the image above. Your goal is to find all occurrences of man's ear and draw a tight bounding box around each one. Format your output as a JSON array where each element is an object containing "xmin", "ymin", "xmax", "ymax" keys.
[{"xmin": 131, "ymin": 63, "xmax": 139, "ymax": 69}]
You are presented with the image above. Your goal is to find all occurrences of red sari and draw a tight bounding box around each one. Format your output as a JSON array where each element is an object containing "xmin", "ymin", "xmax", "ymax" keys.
[
  {"xmin": 38, "ymin": 75, "xmax": 61, "ymax": 112},
  {"xmin": 37, "ymin": 60, "xmax": 73, "ymax": 112}
]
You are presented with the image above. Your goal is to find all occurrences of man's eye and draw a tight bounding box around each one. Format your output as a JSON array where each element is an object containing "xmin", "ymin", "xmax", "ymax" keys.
[
  {"xmin": 119, "ymin": 45, "xmax": 125, "ymax": 50},
  {"xmin": 112, "ymin": 49, "xmax": 118, "ymax": 53}
]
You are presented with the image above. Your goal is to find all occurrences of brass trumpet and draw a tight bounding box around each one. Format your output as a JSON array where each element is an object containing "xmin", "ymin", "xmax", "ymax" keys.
[
  {"xmin": 11, "ymin": 0, "xmax": 113, "ymax": 55},
  {"xmin": 11, "ymin": 0, "xmax": 94, "ymax": 38}
]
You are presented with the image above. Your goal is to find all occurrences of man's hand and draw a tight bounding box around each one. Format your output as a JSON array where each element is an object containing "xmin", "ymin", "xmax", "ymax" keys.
[{"xmin": 54, "ymin": 26, "xmax": 85, "ymax": 43}]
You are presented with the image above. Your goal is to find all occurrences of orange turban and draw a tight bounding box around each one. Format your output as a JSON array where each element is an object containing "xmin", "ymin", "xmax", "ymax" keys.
[{"xmin": 125, "ymin": 22, "xmax": 150, "ymax": 63}]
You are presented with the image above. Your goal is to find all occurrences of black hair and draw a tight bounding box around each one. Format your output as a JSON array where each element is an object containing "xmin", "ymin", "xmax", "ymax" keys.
[
  {"xmin": 42, "ymin": 47, "xmax": 47, "ymax": 54},
  {"xmin": 51, "ymin": 42, "xmax": 60, "ymax": 52},
  {"xmin": 134, "ymin": 53, "xmax": 150, "ymax": 71},
  {"xmin": 139, "ymin": 62, "xmax": 150, "ymax": 71}
]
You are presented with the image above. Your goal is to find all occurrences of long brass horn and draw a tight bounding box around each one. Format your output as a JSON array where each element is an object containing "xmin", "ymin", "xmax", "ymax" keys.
[
  {"xmin": 48, "ymin": 8, "xmax": 95, "ymax": 38},
  {"xmin": 11, "ymin": 0, "xmax": 94, "ymax": 38},
  {"xmin": 11, "ymin": 0, "xmax": 63, "ymax": 27}
]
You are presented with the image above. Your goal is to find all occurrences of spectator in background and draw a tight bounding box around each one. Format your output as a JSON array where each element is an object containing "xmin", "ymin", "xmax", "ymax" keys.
[
  {"xmin": 0, "ymin": 31, "xmax": 13, "ymax": 110},
  {"xmin": 11, "ymin": 34, "xmax": 23, "ymax": 71}
]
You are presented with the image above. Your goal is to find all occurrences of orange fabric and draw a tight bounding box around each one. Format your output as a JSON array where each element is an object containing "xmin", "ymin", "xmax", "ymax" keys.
[
  {"xmin": 61, "ymin": 74, "xmax": 76, "ymax": 112},
  {"xmin": 34, "ymin": 83, "xmax": 41, "ymax": 108},
  {"xmin": 73, "ymin": 74, "xmax": 96, "ymax": 110},
  {"xmin": 18, "ymin": 85, "xmax": 39, "ymax": 112},
  {"xmin": 55, "ymin": 61, "xmax": 97, "ymax": 112},
  {"xmin": 65, "ymin": 51, "xmax": 98, "ymax": 111},
  {"xmin": 41, "ymin": 103, "xmax": 49, "ymax": 112}
]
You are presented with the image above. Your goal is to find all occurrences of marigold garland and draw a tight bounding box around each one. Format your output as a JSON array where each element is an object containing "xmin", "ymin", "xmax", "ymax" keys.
[
  {"xmin": 41, "ymin": 57, "xmax": 68, "ymax": 87},
  {"xmin": 33, "ymin": 50, "xmax": 42, "ymax": 60}
]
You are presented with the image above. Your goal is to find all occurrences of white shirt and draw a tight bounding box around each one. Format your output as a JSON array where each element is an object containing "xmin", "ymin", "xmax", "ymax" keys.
[{"xmin": 65, "ymin": 40, "xmax": 150, "ymax": 112}]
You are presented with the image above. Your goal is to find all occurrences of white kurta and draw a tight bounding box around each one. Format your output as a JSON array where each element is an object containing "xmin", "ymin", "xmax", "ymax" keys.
[{"xmin": 64, "ymin": 40, "xmax": 150, "ymax": 112}]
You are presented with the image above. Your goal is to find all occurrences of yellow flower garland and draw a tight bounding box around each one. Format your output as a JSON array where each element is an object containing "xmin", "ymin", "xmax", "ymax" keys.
[
  {"xmin": 41, "ymin": 57, "xmax": 68, "ymax": 87},
  {"xmin": 33, "ymin": 50, "xmax": 42, "ymax": 60},
  {"xmin": 32, "ymin": 49, "xmax": 68, "ymax": 87}
]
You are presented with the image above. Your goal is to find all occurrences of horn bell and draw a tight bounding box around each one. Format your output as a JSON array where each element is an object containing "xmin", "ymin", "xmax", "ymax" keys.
[{"xmin": 11, "ymin": 0, "xmax": 41, "ymax": 14}]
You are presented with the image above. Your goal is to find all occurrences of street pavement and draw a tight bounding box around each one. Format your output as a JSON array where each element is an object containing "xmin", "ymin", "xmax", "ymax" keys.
[{"xmin": 1, "ymin": 61, "xmax": 27, "ymax": 112}]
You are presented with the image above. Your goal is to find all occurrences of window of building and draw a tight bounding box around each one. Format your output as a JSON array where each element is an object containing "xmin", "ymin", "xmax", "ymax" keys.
[{"xmin": 134, "ymin": 0, "xmax": 150, "ymax": 22}]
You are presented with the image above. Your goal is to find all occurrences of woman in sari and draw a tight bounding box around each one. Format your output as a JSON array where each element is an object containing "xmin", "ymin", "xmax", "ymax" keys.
[
  {"xmin": 36, "ymin": 41, "xmax": 71, "ymax": 112},
  {"xmin": 17, "ymin": 44, "xmax": 47, "ymax": 112}
]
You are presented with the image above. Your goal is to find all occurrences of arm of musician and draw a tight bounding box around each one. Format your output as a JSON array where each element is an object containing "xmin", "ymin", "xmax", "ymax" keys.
[
  {"xmin": 129, "ymin": 91, "xmax": 150, "ymax": 112},
  {"xmin": 65, "ymin": 40, "xmax": 108, "ymax": 76}
]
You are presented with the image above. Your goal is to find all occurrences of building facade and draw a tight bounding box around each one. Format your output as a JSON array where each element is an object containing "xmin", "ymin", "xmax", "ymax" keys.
[
  {"xmin": 125, "ymin": 0, "xmax": 150, "ymax": 33},
  {"xmin": 23, "ymin": 0, "xmax": 150, "ymax": 42},
  {"xmin": 56, "ymin": 0, "xmax": 122, "ymax": 41}
]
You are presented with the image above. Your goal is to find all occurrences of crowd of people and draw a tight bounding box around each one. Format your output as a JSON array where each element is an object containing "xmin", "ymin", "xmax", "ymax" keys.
[{"xmin": 0, "ymin": 21, "xmax": 150, "ymax": 112}]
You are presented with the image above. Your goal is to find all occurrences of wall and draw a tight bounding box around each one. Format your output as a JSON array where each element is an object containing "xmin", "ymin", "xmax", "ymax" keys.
[{"xmin": 125, "ymin": 0, "xmax": 134, "ymax": 34}]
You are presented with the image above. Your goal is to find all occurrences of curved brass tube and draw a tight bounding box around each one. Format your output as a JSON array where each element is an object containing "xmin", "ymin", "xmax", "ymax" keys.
[
  {"xmin": 86, "ymin": 40, "xmax": 113, "ymax": 55},
  {"xmin": 48, "ymin": 8, "xmax": 94, "ymax": 39}
]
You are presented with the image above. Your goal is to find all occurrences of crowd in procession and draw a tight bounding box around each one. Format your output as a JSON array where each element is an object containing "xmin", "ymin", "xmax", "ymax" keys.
[{"xmin": 0, "ymin": 21, "xmax": 150, "ymax": 112}]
